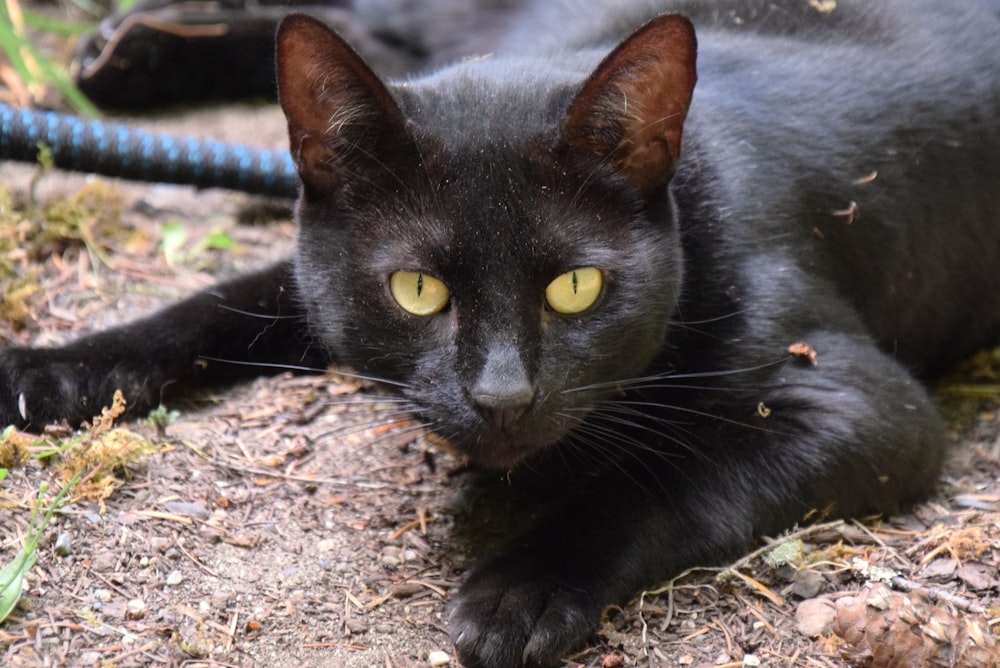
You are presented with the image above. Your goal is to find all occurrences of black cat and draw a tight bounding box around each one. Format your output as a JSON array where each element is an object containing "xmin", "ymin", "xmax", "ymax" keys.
[{"xmin": 4, "ymin": 1, "xmax": 1000, "ymax": 666}]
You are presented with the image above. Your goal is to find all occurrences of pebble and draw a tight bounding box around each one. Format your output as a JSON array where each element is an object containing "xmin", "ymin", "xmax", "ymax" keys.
[
  {"xmin": 428, "ymin": 650, "xmax": 451, "ymax": 666},
  {"xmin": 54, "ymin": 532, "xmax": 73, "ymax": 556},
  {"xmin": 166, "ymin": 570, "xmax": 184, "ymax": 586},
  {"xmin": 382, "ymin": 545, "xmax": 402, "ymax": 566},
  {"xmin": 150, "ymin": 536, "xmax": 172, "ymax": 552},
  {"xmin": 211, "ymin": 591, "xmax": 232, "ymax": 608},
  {"xmin": 126, "ymin": 598, "xmax": 147, "ymax": 619},
  {"xmin": 344, "ymin": 618, "xmax": 369, "ymax": 634},
  {"xmin": 163, "ymin": 501, "xmax": 210, "ymax": 520},
  {"xmin": 790, "ymin": 570, "xmax": 827, "ymax": 599},
  {"xmin": 93, "ymin": 588, "xmax": 112, "ymax": 603}
]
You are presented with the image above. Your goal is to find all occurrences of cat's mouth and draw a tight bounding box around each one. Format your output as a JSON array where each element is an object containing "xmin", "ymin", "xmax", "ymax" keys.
[{"xmin": 431, "ymin": 409, "xmax": 586, "ymax": 471}]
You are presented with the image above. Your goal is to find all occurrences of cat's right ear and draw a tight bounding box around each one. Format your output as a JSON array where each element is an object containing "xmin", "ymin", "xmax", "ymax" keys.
[{"xmin": 276, "ymin": 14, "xmax": 409, "ymax": 192}]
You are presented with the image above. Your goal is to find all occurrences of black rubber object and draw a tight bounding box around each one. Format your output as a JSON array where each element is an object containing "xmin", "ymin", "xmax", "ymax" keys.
[{"xmin": 0, "ymin": 103, "xmax": 298, "ymax": 198}]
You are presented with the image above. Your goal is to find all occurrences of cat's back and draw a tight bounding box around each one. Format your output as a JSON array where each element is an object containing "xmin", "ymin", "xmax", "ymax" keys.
[
  {"xmin": 491, "ymin": 0, "xmax": 994, "ymax": 55},
  {"xmin": 664, "ymin": 0, "xmax": 1000, "ymax": 374}
]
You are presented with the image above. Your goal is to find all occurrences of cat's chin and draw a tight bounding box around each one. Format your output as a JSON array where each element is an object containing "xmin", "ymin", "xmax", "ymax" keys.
[{"xmin": 431, "ymin": 424, "xmax": 573, "ymax": 471}]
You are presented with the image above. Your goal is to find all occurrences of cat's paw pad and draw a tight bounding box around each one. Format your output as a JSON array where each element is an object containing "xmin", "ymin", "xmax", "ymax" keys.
[{"xmin": 448, "ymin": 564, "xmax": 596, "ymax": 668}]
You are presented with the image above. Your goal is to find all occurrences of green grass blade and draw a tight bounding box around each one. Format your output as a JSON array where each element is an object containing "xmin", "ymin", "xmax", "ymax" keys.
[
  {"xmin": 0, "ymin": 549, "xmax": 37, "ymax": 623},
  {"xmin": 0, "ymin": 474, "xmax": 81, "ymax": 624},
  {"xmin": 21, "ymin": 9, "xmax": 97, "ymax": 36}
]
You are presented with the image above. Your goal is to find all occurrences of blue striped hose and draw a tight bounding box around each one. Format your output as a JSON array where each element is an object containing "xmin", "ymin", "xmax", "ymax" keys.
[{"xmin": 0, "ymin": 104, "xmax": 299, "ymax": 198}]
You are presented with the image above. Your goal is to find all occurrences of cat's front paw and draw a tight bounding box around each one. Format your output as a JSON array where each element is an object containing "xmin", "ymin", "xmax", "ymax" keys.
[
  {"xmin": 449, "ymin": 560, "xmax": 599, "ymax": 668},
  {"xmin": 0, "ymin": 347, "xmax": 100, "ymax": 431}
]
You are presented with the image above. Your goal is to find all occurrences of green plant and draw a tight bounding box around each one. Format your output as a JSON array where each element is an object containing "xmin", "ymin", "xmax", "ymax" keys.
[
  {"xmin": 0, "ymin": 0, "xmax": 99, "ymax": 115},
  {"xmin": 0, "ymin": 475, "xmax": 79, "ymax": 623}
]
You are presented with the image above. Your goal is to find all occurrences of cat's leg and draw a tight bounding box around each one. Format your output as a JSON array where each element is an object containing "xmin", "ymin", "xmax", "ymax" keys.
[
  {"xmin": 448, "ymin": 330, "xmax": 946, "ymax": 668},
  {"xmin": 0, "ymin": 261, "xmax": 324, "ymax": 431}
]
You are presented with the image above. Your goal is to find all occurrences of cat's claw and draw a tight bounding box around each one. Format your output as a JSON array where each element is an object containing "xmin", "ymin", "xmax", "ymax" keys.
[{"xmin": 0, "ymin": 348, "xmax": 102, "ymax": 431}]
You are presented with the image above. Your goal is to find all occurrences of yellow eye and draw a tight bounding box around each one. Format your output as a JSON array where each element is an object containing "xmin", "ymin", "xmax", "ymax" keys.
[
  {"xmin": 545, "ymin": 267, "xmax": 603, "ymax": 314},
  {"xmin": 389, "ymin": 271, "xmax": 450, "ymax": 316}
]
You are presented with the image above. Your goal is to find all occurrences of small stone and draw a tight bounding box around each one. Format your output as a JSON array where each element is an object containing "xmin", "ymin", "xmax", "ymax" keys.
[
  {"xmin": 92, "ymin": 552, "xmax": 117, "ymax": 570},
  {"xmin": 210, "ymin": 591, "xmax": 232, "ymax": 608},
  {"xmin": 93, "ymin": 588, "xmax": 112, "ymax": 603},
  {"xmin": 163, "ymin": 501, "xmax": 210, "ymax": 520},
  {"xmin": 381, "ymin": 546, "xmax": 402, "ymax": 567},
  {"xmin": 795, "ymin": 597, "xmax": 837, "ymax": 637},
  {"xmin": 149, "ymin": 536, "xmax": 172, "ymax": 552},
  {"xmin": 126, "ymin": 598, "xmax": 147, "ymax": 619},
  {"xmin": 790, "ymin": 570, "xmax": 827, "ymax": 599},
  {"xmin": 166, "ymin": 570, "xmax": 184, "ymax": 586},
  {"xmin": 428, "ymin": 650, "xmax": 451, "ymax": 666},
  {"xmin": 345, "ymin": 617, "xmax": 369, "ymax": 634},
  {"xmin": 54, "ymin": 532, "xmax": 73, "ymax": 556}
]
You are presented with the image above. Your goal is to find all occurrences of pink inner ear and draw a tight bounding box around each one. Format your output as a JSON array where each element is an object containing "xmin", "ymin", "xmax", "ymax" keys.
[{"xmin": 563, "ymin": 14, "xmax": 698, "ymax": 194}]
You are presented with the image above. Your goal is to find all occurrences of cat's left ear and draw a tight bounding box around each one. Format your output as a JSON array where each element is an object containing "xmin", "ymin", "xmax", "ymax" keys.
[{"xmin": 561, "ymin": 14, "xmax": 697, "ymax": 195}]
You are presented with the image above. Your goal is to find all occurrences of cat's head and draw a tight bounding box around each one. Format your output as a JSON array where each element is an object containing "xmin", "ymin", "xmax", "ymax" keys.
[{"xmin": 276, "ymin": 13, "xmax": 697, "ymax": 469}]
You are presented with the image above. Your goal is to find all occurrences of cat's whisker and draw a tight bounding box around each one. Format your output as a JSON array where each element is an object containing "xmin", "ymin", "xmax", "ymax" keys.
[
  {"xmin": 668, "ymin": 311, "xmax": 747, "ymax": 340},
  {"xmin": 311, "ymin": 409, "xmax": 421, "ymax": 448},
  {"xmin": 562, "ymin": 406, "xmax": 700, "ymax": 462},
  {"xmin": 561, "ymin": 358, "xmax": 789, "ymax": 395},
  {"xmin": 672, "ymin": 310, "xmax": 747, "ymax": 327},
  {"xmin": 555, "ymin": 418, "xmax": 672, "ymax": 495},
  {"xmin": 312, "ymin": 396, "xmax": 413, "ymax": 409},
  {"xmin": 610, "ymin": 399, "xmax": 789, "ymax": 436},
  {"xmin": 196, "ymin": 356, "xmax": 328, "ymax": 375},
  {"xmin": 371, "ymin": 421, "xmax": 434, "ymax": 448},
  {"xmin": 217, "ymin": 305, "xmax": 307, "ymax": 321}
]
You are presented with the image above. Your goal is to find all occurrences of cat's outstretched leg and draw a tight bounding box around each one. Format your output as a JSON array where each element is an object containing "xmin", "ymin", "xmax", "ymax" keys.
[
  {"xmin": 448, "ymin": 331, "xmax": 946, "ymax": 668},
  {"xmin": 0, "ymin": 261, "xmax": 322, "ymax": 430}
]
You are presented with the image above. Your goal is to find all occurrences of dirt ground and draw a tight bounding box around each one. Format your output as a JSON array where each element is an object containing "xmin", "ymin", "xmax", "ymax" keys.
[{"xmin": 1, "ymin": 104, "xmax": 999, "ymax": 668}]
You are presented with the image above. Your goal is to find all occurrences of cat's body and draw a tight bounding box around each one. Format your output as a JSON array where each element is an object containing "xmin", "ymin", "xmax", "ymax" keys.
[{"xmin": 5, "ymin": 1, "xmax": 1000, "ymax": 666}]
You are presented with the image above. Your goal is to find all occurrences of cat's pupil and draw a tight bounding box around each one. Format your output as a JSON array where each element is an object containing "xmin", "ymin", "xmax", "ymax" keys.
[
  {"xmin": 572, "ymin": 271, "xmax": 578, "ymax": 294},
  {"xmin": 416, "ymin": 273, "xmax": 424, "ymax": 297}
]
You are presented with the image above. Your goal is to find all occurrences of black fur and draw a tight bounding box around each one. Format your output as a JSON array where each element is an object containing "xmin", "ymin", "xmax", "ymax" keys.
[{"xmin": 4, "ymin": 2, "xmax": 1000, "ymax": 666}]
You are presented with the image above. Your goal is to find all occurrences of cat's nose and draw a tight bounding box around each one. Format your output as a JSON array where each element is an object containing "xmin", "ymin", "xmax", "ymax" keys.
[
  {"xmin": 471, "ymin": 384, "xmax": 536, "ymax": 431},
  {"xmin": 471, "ymin": 343, "xmax": 535, "ymax": 430}
]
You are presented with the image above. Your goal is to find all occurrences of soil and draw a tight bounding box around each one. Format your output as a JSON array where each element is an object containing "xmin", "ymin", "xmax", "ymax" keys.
[{"xmin": 1, "ymin": 104, "xmax": 998, "ymax": 668}]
